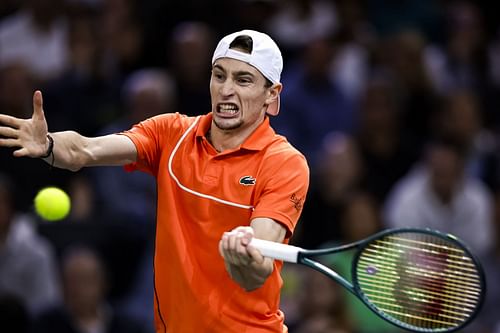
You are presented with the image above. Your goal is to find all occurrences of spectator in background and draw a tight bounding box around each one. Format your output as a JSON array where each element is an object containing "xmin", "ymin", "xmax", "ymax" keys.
[
  {"xmin": 117, "ymin": 238, "xmax": 155, "ymax": 333},
  {"xmin": 354, "ymin": 75, "xmax": 420, "ymax": 203},
  {"xmin": 425, "ymin": 0, "xmax": 487, "ymax": 93},
  {"xmin": 364, "ymin": 0, "xmax": 442, "ymax": 40},
  {"xmin": 231, "ymin": 0, "xmax": 278, "ymax": 33},
  {"xmin": 0, "ymin": 0, "xmax": 69, "ymax": 82},
  {"xmin": 42, "ymin": 3, "xmax": 120, "ymax": 136},
  {"xmin": 33, "ymin": 245, "xmax": 148, "ymax": 333},
  {"xmin": 383, "ymin": 136, "xmax": 495, "ymax": 257},
  {"xmin": 272, "ymin": 35, "xmax": 355, "ymax": 168},
  {"xmin": 329, "ymin": 0, "xmax": 373, "ymax": 101},
  {"xmin": 294, "ymin": 132, "xmax": 363, "ymax": 248},
  {"xmin": 424, "ymin": 0, "xmax": 498, "ymax": 128},
  {"xmin": 338, "ymin": 192, "xmax": 382, "ymax": 243},
  {"xmin": 376, "ymin": 29, "xmax": 439, "ymax": 147},
  {"xmin": 0, "ymin": 173, "xmax": 61, "ymax": 317},
  {"xmin": 433, "ymin": 88, "xmax": 498, "ymax": 187},
  {"xmin": 92, "ymin": 68, "xmax": 176, "ymax": 228},
  {"xmin": 292, "ymin": 268, "xmax": 352, "ymax": 333},
  {"xmin": 100, "ymin": 0, "xmax": 147, "ymax": 78},
  {"xmin": 167, "ymin": 21, "xmax": 215, "ymax": 116},
  {"xmin": 265, "ymin": 0, "xmax": 338, "ymax": 58},
  {"xmin": 0, "ymin": 62, "xmax": 36, "ymax": 151},
  {"xmin": 66, "ymin": 173, "xmax": 100, "ymax": 223},
  {"xmin": 0, "ymin": 63, "xmax": 34, "ymax": 119}
]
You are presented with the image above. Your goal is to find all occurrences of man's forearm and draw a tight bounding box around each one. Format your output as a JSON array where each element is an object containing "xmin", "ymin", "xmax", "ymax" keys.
[
  {"xmin": 42, "ymin": 131, "xmax": 91, "ymax": 171},
  {"xmin": 42, "ymin": 132, "xmax": 137, "ymax": 171}
]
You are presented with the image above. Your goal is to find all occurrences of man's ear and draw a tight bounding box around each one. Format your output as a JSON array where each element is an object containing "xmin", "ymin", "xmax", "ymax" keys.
[
  {"xmin": 264, "ymin": 83, "xmax": 282, "ymax": 116},
  {"xmin": 266, "ymin": 83, "xmax": 282, "ymax": 104}
]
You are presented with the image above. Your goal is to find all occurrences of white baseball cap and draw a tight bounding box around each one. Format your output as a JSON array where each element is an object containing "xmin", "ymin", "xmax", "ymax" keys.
[{"xmin": 212, "ymin": 29, "xmax": 283, "ymax": 116}]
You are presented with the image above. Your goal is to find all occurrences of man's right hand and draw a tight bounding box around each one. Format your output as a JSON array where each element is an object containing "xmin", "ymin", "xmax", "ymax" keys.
[{"xmin": 0, "ymin": 90, "xmax": 49, "ymax": 158}]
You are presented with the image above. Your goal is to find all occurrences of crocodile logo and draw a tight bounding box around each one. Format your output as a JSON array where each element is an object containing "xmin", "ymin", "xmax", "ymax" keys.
[{"xmin": 239, "ymin": 176, "xmax": 256, "ymax": 186}]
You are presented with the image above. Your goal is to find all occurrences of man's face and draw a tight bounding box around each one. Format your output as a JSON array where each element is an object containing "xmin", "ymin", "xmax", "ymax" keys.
[
  {"xmin": 63, "ymin": 251, "xmax": 106, "ymax": 313},
  {"xmin": 209, "ymin": 58, "xmax": 277, "ymax": 132},
  {"xmin": 429, "ymin": 146, "xmax": 463, "ymax": 201}
]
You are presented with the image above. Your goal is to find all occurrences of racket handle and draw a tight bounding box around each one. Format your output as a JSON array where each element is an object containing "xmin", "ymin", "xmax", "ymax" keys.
[{"xmin": 249, "ymin": 238, "xmax": 301, "ymax": 263}]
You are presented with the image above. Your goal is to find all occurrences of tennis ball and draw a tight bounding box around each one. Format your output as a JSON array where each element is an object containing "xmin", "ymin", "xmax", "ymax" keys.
[{"xmin": 34, "ymin": 187, "xmax": 71, "ymax": 221}]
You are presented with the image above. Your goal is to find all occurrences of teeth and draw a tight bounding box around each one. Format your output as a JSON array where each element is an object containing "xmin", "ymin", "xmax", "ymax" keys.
[{"xmin": 219, "ymin": 104, "xmax": 238, "ymax": 113}]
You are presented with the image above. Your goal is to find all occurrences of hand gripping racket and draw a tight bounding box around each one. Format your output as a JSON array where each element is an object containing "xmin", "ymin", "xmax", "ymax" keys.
[{"xmin": 250, "ymin": 228, "xmax": 486, "ymax": 332}]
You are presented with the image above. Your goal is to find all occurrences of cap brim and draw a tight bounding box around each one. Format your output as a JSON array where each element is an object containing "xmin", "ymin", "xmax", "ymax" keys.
[{"xmin": 266, "ymin": 95, "xmax": 280, "ymax": 116}]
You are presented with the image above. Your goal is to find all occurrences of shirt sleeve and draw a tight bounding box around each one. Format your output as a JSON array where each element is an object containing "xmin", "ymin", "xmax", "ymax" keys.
[
  {"xmin": 119, "ymin": 113, "xmax": 183, "ymax": 176},
  {"xmin": 251, "ymin": 151, "xmax": 310, "ymax": 239}
]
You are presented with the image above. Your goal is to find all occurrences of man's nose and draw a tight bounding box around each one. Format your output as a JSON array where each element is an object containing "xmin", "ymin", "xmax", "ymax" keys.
[{"xmin": 220, "ymin": 80, "xmax": 235, "ymax": 96}]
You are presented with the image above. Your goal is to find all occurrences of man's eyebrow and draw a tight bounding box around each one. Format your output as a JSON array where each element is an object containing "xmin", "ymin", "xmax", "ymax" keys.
[
  {"xmin": 233, "ymin": 70, "xmax": 255, "ymax": 77},
  {"xmin": 212, "ymin": 64, "xmax": 256, "ymax": 77},
  {"xmin": 213, "ymin": 64, "xmax": 225, "ymax": 72}
]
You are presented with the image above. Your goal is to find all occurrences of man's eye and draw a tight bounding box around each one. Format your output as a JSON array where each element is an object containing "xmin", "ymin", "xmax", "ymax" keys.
[{"xmin": 238, "ymin": 78, "xmax": 251, "ymax": 84}]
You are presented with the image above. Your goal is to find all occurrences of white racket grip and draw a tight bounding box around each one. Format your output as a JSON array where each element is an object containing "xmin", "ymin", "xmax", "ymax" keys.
[{"xmin": 249, "ymin": 238, "xmax": 302, "ymax": 263}]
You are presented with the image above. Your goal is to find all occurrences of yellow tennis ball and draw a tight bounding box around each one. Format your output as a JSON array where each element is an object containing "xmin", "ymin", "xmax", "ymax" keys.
[{"xmin": 34, "ymin": 187, "xmax": 71, "ymax": 221}]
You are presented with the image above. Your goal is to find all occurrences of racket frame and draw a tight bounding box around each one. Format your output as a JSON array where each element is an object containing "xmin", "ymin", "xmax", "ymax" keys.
[
  {"xmin": 252, "ymin": 228, "xmax": 487, "ymax": 333},
  {"xmin": 349, "ymin": 228, "xmax": 486, "ymax": 333}
]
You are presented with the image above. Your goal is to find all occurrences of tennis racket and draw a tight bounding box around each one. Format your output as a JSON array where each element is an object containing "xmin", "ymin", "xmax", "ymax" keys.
[{"xmin": 250, "ymin": 228, "xmax": 486, "ymax": 332}]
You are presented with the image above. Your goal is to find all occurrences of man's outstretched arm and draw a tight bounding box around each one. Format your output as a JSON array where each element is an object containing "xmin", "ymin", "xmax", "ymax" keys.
[{"xmin": 0, "ymin": 90, "xmax": 137, "ymax": 171}]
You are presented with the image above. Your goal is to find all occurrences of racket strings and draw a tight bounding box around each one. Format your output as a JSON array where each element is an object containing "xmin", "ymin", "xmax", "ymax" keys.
[
  {"xmin": 371, "ymin": 239, "xmax": 479, "ymax": 275},
  {"xmin": 384, "ymin": 236, "xmax": 480, "ymax": 273},
  {"xmin": 357, "ymin": 282, "xmax": 479, "ymax": 315},
  {"xmin": 360, "ymin": 247, "xmax": 481, "ymax": 294},
  {"xmin": 357, "ymin": 266, "xmax": 478, "ymax": 320},
  {"xmin": 357, "ymin": 270, "xmax": 479, "ymax": 306},
  {"xmin": 366, "ymin": 237, "xmax": 481, "ymax": 291},
  {"xmin": 355, "ymin": 232, "xmax": 483, "ymax": 331},
  {"xmin": 353, "ymin": 294, "xmax": 471, "ymax": 322}
]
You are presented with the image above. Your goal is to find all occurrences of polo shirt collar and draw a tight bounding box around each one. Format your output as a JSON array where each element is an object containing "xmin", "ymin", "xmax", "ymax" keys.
[{"xmin": 195, "ymin": 113, "xmax": 275, "ymax": 151}]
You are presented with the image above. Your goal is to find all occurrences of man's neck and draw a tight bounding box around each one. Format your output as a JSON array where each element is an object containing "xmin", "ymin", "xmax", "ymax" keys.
[{"xmin": 207, "ymin": 118, "xmax": 263, "ymax": 152}]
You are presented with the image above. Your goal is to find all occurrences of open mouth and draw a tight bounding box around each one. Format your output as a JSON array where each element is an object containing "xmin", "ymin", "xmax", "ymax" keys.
[{"xmin": 217, "ymin": 103, "xmax": 239, "ymax": 117}]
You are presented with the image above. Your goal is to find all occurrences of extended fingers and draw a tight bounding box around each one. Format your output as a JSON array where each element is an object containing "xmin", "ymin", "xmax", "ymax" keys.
[
  {"xmin": 32, "ymin": 90, "xmax": 44, "ymax": 119},
  {"xmin": 0, "ymin": 126, "xmax": 19, "ymax": 138},
  {"xmin": 0, "ymin": 120, "xmax": 23, "ymax": 150},
  {"xmin": 0, "ymin": 138, "xmax": 19, "ymax": 148},
  {"xmin": 0, "ymin": 114, "xmax": 21, "ymax": 129}
]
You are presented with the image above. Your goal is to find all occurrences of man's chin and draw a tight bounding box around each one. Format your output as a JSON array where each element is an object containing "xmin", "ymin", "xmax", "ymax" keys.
[{"xmin": 213, "ymin": 118, "xmax": 243, "ymax": 131}]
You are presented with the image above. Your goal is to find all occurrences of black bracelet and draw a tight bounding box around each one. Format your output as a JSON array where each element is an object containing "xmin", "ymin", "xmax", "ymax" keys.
[{"xmin": 40, "ymin": 134, "xmax": 54, "ymax": 159}]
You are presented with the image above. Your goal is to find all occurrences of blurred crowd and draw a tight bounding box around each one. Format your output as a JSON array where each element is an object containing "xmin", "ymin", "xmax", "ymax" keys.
[{"xmin": 0, "ymin": 0, "xmax": 499, "ymax": 332}]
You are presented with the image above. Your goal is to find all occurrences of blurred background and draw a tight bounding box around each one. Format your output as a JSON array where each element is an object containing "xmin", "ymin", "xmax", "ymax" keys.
[{"xmin": 0, "ymin": 0, "xmax": 499, "ymax": 332}]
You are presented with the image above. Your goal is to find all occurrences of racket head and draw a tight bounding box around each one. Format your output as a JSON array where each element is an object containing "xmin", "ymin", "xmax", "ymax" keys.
[{"xmin": 351, "ymin": 228, "xmax": 486, "ymax": 333}]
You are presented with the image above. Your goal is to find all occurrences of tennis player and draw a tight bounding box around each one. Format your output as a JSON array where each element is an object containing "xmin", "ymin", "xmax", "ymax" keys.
[{"xmin": 0, "ymin": 30, "xmax": 309, "ymax": 332}]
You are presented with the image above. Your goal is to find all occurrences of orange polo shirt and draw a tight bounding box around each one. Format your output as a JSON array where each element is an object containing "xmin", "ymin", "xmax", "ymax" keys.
[{"xmin": 121, "ymin": 113, "xmax": 309, "ymax": 333}]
